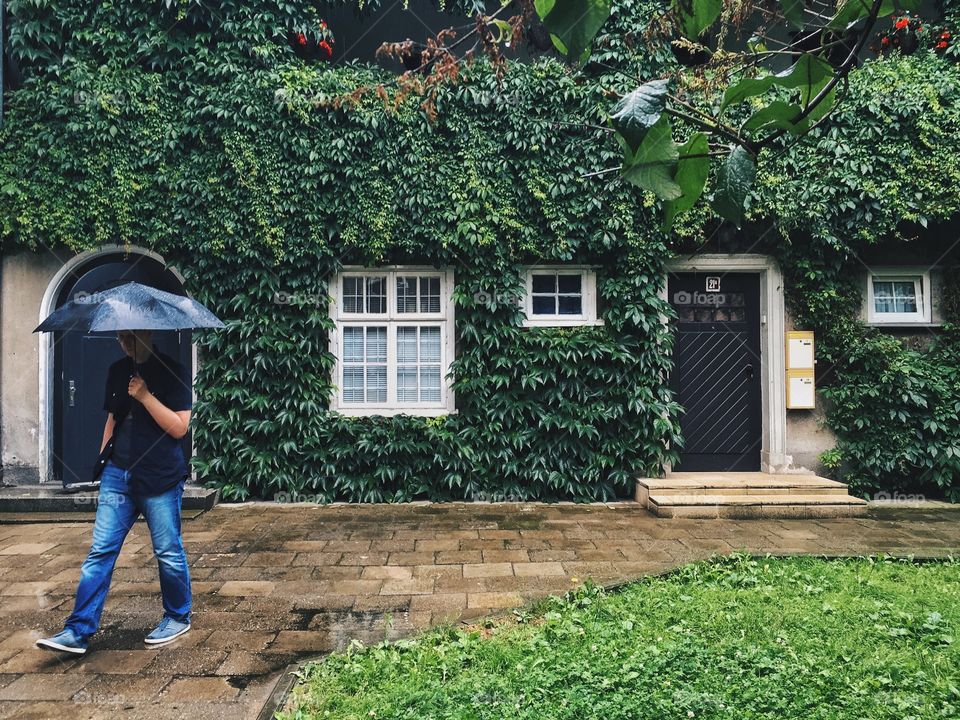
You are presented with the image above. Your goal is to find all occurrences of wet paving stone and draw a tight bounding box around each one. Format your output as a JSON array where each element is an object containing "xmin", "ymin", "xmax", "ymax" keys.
[{"xmin": 0, "ymin": 501, "xmax": 957, "ymax": 718}]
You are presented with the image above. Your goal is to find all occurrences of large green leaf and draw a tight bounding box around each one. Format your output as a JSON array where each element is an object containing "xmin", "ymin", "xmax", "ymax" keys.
[
  {"xmin": 663, "ymin": 132, "xmax": 710, "ymax": 229},
  {"xmin": 721, "ymin": 53, "xmax": 833, "ymax": 112},
  {"xmin": 741, "ymin": 100, "xmax": 807, "ymax": 134},
  {"xmin": 830, "ymin": 0, "xmax": 921, "ymax": 30},
  {"xmin": 672, "ymin": 0, "xmax": 722, "ymax": 40},
  {"xmin": 802, "ymin": 83, "xmax": 837, "ymax": 125},
  {"xmin": 622, "ymin": 116, "xmax": 682, "ymax": 200},
  {"xmin": 710, "ymin": 146, "xmax": 755, "ymax": 227},
  {"xmin": 536, "ymin": 0, "xmax": 612, "ymax": 63},
  {"xmin": 610, "ymin": 79, "xmax": 671, "ymax": 154}
]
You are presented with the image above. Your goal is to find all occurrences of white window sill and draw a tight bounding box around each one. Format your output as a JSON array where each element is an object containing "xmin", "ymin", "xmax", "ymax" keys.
[
  {"xmin": 521, "ymin": 318, "xmax": 605, "ymax": 328},
  {"xmin": 331, "ymin": 407, "xmax": 458, "ymax": 417},
  {"xmin": 866, "ymin": 320, "xmax": 942, "ymax": 328}
]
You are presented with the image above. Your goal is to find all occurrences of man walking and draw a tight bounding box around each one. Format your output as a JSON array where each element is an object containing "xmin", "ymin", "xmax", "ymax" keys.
[{"xmin": 37, "ymin": 329, "xmax": 194, "ymax": 654}]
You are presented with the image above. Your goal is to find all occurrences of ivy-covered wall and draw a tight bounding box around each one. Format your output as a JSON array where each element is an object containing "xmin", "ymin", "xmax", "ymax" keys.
[
  {"xmin": 1, "ymin": 0, "xmax": 958, "ymax": 500},
  {"xmin": 754, "ymin": 53, "xmax": 960, "ymax": 501}
]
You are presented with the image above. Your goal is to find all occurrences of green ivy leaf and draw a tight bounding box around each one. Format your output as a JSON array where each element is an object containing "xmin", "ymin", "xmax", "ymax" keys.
[
  {"xmin": 721, "ymin": 53, "xmax": 833, "ymax": 113},
  {"xmin": 672, "ymin": 0, "xmax": 722, "ymax": 40},
  {"xmin": 535, "ymin": 0, "xmax": 612, "ymax": 63},
  {"xmin": 710, "ymin": 145, "xmax": 755, "ymax": 227},
  {"xmin": 622, "ymin": 116, "xmax": 681, "ymax": 200},
  {"xmin": 663, "ymin": 132, "xmax": 709, "ymax": 229},
  {"xmin": 610, "ymin": 79, "xmax": 671, "ymax": 154}
]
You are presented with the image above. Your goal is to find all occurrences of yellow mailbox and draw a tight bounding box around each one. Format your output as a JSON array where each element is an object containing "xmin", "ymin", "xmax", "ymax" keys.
[{"xmin": 786, "ymin": 331, "xmax": 815, "ymax": 409}]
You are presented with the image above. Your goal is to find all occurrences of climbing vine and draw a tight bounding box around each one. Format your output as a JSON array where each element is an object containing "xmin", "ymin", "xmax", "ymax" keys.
[{"xmin": 0, "ymin": 0, "xmax": 958, "ymax": 500}]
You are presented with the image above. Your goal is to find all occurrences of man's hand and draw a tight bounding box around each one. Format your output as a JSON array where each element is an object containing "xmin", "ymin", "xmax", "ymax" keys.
[{"xmin": 128, "ymin": 375, "xmax": 151, "ymax": 403}]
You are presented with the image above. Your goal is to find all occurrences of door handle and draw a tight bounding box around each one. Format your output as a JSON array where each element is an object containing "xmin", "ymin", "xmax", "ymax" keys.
[
  {"xmin": 68, "ymin": 380, "xmax": 76, "ymax": 407},
  {"xmin": 744, "ymin": 364, "xmax": 755, "ymax": 380}
]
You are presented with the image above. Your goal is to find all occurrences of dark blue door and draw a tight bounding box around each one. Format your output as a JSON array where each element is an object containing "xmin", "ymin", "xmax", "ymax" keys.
[
  {"xmin": 668, "ymin": 272, "xmax": 762, "ymax": 472},
  {"xmin": 53, "ymin": 257, "xmax": 193, "ymax": 488}
]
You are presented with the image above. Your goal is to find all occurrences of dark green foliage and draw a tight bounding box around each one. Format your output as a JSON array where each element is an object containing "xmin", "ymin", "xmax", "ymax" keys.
[
  {"xmin": 760, "ymin": 52, "xmax": 960, "ymax": 500},
  {"xmin": 0, "ymin": 0, "xmax": 682, "ymax": 501},
  {"xmin": 2, "ymin": 0, "xmax": 960, "ymax": 500},
  {"xmin": 785, "ymin": 258, "xmax": 960, "ymax": 501}
]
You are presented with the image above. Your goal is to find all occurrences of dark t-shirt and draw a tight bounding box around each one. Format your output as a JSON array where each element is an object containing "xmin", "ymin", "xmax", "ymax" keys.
[{"xmin": 103, "ymin": 347, "xmax": 192, "ymax": 494}]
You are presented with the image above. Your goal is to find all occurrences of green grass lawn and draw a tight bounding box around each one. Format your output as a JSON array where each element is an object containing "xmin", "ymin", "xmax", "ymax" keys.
[{"xmin": 277, "ymin": 555, "xmax": 960, "ymax": 720}]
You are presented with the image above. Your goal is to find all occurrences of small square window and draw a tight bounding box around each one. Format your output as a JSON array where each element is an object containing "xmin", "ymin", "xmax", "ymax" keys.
[
  {"xmin": 865, "ymin": 270, "xmax": 931, "ymax": 325},
  {"xmin": 523, "ymin": 267, "xmax": 601, "ymax": 327},
  {"xmin": 530, "ymin": 273, "xmax": 583, "ymax": 317}
]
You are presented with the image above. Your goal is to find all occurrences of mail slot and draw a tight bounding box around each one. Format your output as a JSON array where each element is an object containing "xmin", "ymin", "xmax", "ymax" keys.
[{"xmin": 786, "ymin": 331, "xmax": 815, "ymax": 409}]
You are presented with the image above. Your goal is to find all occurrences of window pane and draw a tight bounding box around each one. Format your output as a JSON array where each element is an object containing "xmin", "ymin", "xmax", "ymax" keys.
[
  {"xmin": 557, "ymin": 274, "xmax": 582, "ymax": 294},
  {"xmin": 420, "ymin": 366, "xmax": 441, "ymax": 402},
  {"xmin": 343, "ymin": 327, "xmax": 365, "ymax": 362},
  {"xmin": 420, "ymin": 327, "xmax": 441, "ymax": 362},
  {"xmin": 531, "ymin": 274, "xmax": 555, "ymax": 293},
  {"xmin": 421, "ymin": 277, "xmax": 441, "ymax": 313},
  {"xmin": 873, "ymin": 279, "xmax": 919, "ymax": 314},
  {"xmin": 893, "ymin": 281, "xmax": 918, "ymax": 313},
  {"xmin": 397, "ymin": 366, "xmax": 418, "ymax": 403},
  {"xmin": 532, "ymin": 296, "xmax": 556, "ymax": 315},
  {"xmin": 343, "ymin": 367, "xmax": 364, "ymax": 402},
  {"xmin": 366, "ymin": 366, "xmax": 386, "ymax": 402},
  {"xmin": 397, "ymin": 326, "xmax": 418, "ymax": 363},
  {"xmin": 558, "ymin": 295, "xmax": 583, "ymax": 315},
  {"xmin": 366, "ymin": 327, "xmax": 387, "ymax": 362},
  {"xmin": 342, "ymin": 277, "xmax": 363, "ymax": 313},
  {"xmin": 366, "ymin": 277, "xmax": 387, "ymax": 313},
  {"xmin": 397, "ymin": 276, "xmax": 418, "ymax": 313}
]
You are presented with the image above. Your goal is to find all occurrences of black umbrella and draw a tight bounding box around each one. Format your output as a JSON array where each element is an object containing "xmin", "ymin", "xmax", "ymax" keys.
[{"xmin": 34, "ymin": 281, "xmax": 225, "ymax": 334}]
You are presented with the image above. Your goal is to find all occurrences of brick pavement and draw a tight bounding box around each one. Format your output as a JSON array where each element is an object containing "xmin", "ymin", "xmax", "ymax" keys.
[{"xmin": 0, "ymin": 501, "xmax": 957, "ymax": 719}]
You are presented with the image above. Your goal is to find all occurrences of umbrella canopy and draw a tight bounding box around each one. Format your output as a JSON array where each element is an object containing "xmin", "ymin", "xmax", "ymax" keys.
[{"xmin": 33, "ymin": 281, "xmax": 225, "ymax": 333}]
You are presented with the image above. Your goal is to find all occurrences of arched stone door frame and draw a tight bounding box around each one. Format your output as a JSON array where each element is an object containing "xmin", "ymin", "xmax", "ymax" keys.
[{"xmin": 37, "ymin": 245, "xmax": 198, "ymax": 483}]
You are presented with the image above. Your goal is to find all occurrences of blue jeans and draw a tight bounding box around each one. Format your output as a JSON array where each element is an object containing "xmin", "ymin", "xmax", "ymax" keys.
[{"xmin": 65, "ymin": 461, "xmax": 191, "ymax": 641}]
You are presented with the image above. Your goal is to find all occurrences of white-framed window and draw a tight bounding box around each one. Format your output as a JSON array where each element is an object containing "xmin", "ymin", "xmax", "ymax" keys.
[
  {"xmin": 521, "ymin": 266, "xmax": 603, "ymax": 327},
  {"xmin": 329, "ymin": 267, "xmax": 456, "ymax": 416},
  {"xmin": 865, "ymin": 268, "xmax": 932, "ymax": 325}
]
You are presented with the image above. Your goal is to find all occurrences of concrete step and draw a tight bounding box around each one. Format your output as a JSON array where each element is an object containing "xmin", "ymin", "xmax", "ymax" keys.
[
  {"xmin": 637, "ymin": 473, "xmax": 848, "ymax": 502},
  {"xmin": 647, "ymin": 493, "xmax": 868, "ymax": 519},
  {"xmin": 0, "ymin": 483, "xmax": 219, "ymax": 513}
]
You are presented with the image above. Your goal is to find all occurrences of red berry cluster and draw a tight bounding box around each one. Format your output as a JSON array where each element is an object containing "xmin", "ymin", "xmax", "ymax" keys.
[
  {"xmin": 289, "ymin": 20, "xmax": 335, "ymax": 61},
  {"xmin": 869, "ymin": 12, "xmax": 953, "ymax": 56}
]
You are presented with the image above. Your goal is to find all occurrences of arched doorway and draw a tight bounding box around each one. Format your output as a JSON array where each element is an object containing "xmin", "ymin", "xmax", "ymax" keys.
[{"xmin": 39, "ymin": 248, "xmax": 194, "ymax": 487}]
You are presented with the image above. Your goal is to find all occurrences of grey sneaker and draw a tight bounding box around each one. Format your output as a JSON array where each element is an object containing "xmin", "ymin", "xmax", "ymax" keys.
[
  {"xmin": 144, "ymin": 617, "xmax": 191, "ymax": 646},
  {"xmin": 36, "ymin": 628, "xmax": 87, "ymax": 655}
]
